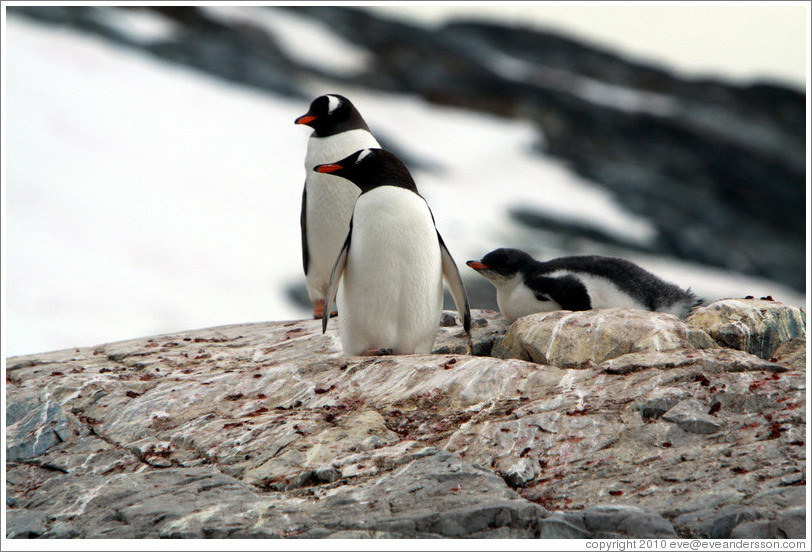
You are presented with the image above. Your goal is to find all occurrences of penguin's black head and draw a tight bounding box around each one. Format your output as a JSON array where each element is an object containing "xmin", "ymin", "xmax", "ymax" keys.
[
  {"xmin": 314, "ymin": 148, "xmax": 418, "ymax": 194},
  {"xmin": 467, "ymin": 248, "xmax": 536, "ymax": 280},
  {"xmin": 294, "ymin": 94, "xmax": 370, "ymax": 137}
]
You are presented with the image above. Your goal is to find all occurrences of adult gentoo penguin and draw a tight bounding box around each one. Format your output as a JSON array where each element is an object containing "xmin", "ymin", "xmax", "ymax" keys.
[
  {"xmin": 467, "ymin": 248, "xmax": 700, "ymax": 321},
  {"xmin": 314, "ymin": 148, "xmax": 472, "ymax": 356},
  {"xmin": 295, "ymin": 94, "xmax": 380, "ymax": 318}
]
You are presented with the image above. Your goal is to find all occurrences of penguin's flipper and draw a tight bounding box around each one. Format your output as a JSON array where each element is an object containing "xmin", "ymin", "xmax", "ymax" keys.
[
  {"xmin": 437, "ymin": 232, "xmax": 472, "ymax": 342},
  {"xmin": 300, "ymin": 185, "xmax": 309, "ymax": 274},
  {"xmin": 323, "ymin": 227, "xmax": 352, "ymax": 334}
]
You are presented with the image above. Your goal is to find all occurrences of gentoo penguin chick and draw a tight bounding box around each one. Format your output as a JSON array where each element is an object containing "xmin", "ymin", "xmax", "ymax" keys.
[
  {"xmin": 467, "ymin": 248, "xmax": 700, "ymax": 321},
  {"xmin": 295, "ymin": 94, "xmax": 380, "ymax": 318},
  {"xmin": 314, "ymin": 148, "xmax": 472, "ymax": 356}
]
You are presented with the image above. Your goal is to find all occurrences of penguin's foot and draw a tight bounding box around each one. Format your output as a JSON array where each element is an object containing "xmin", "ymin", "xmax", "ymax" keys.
[
  {"xmin": 312, "ymin": 300, "xmax": 325, "ymax": 319},
  {"xmin": 360, "ymin": 348, "xmax": 394, "ymax": 356}
]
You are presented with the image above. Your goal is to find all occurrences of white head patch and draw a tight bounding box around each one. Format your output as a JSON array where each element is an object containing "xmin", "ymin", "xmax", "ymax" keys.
[
  {"xmin": 356, "ymin": 149, "xmax": 372, "ymax": 163},
  {"xmin": 326, "ymin": 95, "xmax": 341, "ymax": 114}
]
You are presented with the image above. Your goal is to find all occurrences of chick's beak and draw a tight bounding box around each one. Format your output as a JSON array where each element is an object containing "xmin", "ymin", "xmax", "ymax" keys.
[{"xmin": 466, "ymin": 261, "xmax": 490, "ymax": 270}]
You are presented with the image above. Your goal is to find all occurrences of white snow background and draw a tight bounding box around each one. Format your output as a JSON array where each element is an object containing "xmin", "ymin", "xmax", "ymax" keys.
[{"xmin": 2, "ymin": 9, "xmax": 807, "ymax": 358}]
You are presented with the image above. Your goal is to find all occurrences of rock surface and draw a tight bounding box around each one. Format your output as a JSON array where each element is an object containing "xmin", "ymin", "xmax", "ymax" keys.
[
  {"xmin": 687, "ymin": 298, "xmax": 806, "ymax": 360},
  {"xmin": 493, "ymin": 308, "xmax": 719, "ymax": 367},
  {"xmin": 5, "ymin": 302, "xmax": 806, "ymax": 539}
]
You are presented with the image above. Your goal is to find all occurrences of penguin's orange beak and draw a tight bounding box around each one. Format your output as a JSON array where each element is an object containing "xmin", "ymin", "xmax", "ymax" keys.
[
  {"xmin": 295, "ymin": 114, "xmax": 317, "ymax": 125},
  {"xmin": 466, "ymin": 261, "xmax": 490, "ymax": 270},
  {"xmin": 315, "ymin": 163, "xmax": 343, "ymax": 173}
]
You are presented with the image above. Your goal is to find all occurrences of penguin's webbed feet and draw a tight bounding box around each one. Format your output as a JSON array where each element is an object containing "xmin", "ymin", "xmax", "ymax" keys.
[
  {"xmin": 312, "ymin": 300, "xmax": 338, "ymax": 319},
  {"xmin": 312, "ymin": 300, "xmax": 325, "ymax": 319}
]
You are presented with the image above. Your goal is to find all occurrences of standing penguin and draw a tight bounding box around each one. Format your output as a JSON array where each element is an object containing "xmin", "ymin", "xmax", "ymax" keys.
[
  {"xmin": 295, "ymin": 94, "xmax": 380, "ymax": 318},
  {"xmin": 467, "ymin": 248, "xmax": 700, "ymax": 321},
  {"xmin": 314, "ymin": 148, "xmax": 472, "ymax": 356}
]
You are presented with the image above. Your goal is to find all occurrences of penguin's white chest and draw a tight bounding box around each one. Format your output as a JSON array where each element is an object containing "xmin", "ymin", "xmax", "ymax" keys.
[
  {"xmin": 339, "ymin": 186, "xmax": 443, "ymax": 355},
  {"xmin": 303, "ymin": 130, "xmax": 379, "ymax": 299},
  {"xmin": 496, "ymin": 275, "xmax": 560, "ymax": 322}
]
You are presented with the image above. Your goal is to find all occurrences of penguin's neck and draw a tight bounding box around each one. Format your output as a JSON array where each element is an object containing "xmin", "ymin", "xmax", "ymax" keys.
[{"xmin": 306, "ymin": 129, "xmax": 379, "ymax": 168}]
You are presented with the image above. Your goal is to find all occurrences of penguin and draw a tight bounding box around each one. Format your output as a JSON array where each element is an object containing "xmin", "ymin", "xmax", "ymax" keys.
[
  {"xmin": 467, "ymin": 248, "xmax": 701, "ymax": 321},
  {"xmin": 313, "ymin": 148, "xmax": 472, "ymax": 356},
  {"xmin": 295, "ymin": 94, "xmax": 380, "ymax": 318}
]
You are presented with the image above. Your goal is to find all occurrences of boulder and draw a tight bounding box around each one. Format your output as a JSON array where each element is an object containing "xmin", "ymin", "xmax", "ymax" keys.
[
  {"xmin": 432, "ymin": 309, "xmax": 510, "ymax": 356},
  {"xmin": 770, "ymin": 337, "xmax": 806, "ymax": 371},
  {"xmin": 661, "ymin": 399, "xmax": 723, "ymax": 435},
  {"xmin": 493, "ymin": 308, "xmax": 717, "ymax": 367},
  {"xmin": 729, "ymin": 507, "xmax": 806, "ymax": 539},
  {"xmin": 686, "ymin": 298, "xmax": 806, "ymax": 359}
]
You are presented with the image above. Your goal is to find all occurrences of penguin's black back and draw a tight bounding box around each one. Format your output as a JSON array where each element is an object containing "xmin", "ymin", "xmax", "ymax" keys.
[{"xmin": 531, "ymin": 255, "xmax": 697, "ymax": 312}]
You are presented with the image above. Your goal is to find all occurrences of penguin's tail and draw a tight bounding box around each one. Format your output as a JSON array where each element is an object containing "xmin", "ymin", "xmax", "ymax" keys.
[{"xmin": 680, "ymin": 287, "xmax": 705, "ymax": 318}]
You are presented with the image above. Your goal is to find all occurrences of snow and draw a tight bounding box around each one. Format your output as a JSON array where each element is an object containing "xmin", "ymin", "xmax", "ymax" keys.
[
  {"xmin": 4, "ymin": 16, "xmax": 307, "ymax": 357},
  {"xmin": 2, "ymin": 13, "xmax": 806, "ymax": 359}
]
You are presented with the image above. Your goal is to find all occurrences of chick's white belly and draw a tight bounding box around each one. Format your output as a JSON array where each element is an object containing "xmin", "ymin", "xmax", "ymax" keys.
[
  {"xmin": 497, "ymin": 281, "xmax": 559, "ymax": 322},
  {"xmin": 338, "ymin": 187, "xmax": 443, "ymax": 355}
]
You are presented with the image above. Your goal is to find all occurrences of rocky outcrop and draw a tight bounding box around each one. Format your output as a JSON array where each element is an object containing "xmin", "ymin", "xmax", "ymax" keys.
[
  {"xmin": 686, "ymin": 298, "xmax": 806, "ymax": 360},
  {"xmin": 5, "ymin": 301, "xmax": 806, "ymax": 539},
  {"xmin": 493, "ymin": 308, "xmax": 719, "ymax": 367}
]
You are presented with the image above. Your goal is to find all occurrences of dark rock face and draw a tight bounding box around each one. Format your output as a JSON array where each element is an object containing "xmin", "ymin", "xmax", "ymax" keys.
[
  {"xmin": 5, "ymin": 301, "xmax": 806, "ymax": 539},
  {"xmin": 281, "ymin": 7, "xmax": 805, "ymax": 289},
  {"xmin": 7, "ymin": 5, "xmax": 806, "ymax": 294}
]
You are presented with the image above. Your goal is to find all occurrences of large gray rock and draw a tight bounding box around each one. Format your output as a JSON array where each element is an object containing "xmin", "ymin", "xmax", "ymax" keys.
[
  {"xmin": 661, "ymin": 399, "xmax": 723, "ymax": 434},
  {"xmin": 686, "ymin": 298, "xmax": 806, "ymax": 359},
  {"xmin": 493, "ymin": 308, "xmax": 718, "ymax": 367},
  {"xmin": 13, "ymin": 453, "xmax": 543, "ymax": 539},
  {"xmin": 433, "ymin": 309, "xmax": 511, "ymax": 356},
  {"xmin": 581, "ymin": 505, "xmax": 677, "ymax": 538},
  {"xmin": 770, "ymin": 337, "xmax": 807, "ymax": 371},
  {"xmin": 6, "ymin": 308, "xmax": 806, "ymax": 539},
  {"xmin": 729, "ymin": 507, "xmax": 806, "ymax": 539},
  {"xmin": 6, "ymin": 396, "xmax": 80, "ymax": 461},
  {"xmin": 673, "ymin": 505, "xmax": 761, "ymax": 539}
]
